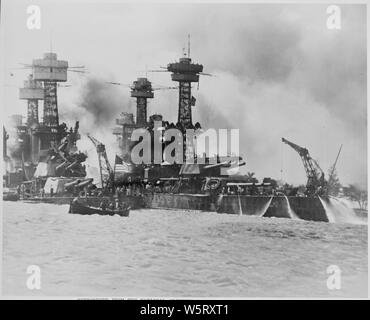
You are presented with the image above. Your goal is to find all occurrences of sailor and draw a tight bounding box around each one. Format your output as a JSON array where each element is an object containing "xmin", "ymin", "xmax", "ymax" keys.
[
  {"xmin": 154, "ymin": 181, "xmax": 162, "ymax": 193},
  {"xmin": 100, "ymin": 201, "xmax": 107, "ymax": 211},
  {"xmin": 20, "ymin": 184, "xmax": 25, "ymax": 199},
  {"xmin": 118, "ymin": 186, "xmax": 123, "ymax": 198},
  {"xmin": 108, "ymin": 201, "xmax": 115, "ymax": 210},
  {"xmin": 164, "ymin": 181, "xmax": 171, "ymax": 193},
  {"xmin": 145, "ymin": 183, "xmax": 152, "ymax": 193}
]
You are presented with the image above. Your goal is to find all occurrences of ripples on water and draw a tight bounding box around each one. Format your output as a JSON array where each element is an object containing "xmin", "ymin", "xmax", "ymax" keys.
[{"xmin": 2, "ymin": 202, "xmax": 368, "ymax": 297}]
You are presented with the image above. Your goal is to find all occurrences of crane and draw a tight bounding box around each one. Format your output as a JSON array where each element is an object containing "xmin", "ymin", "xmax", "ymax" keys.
[
  {"xmin": 282, "ymin": 138, "xmax": 327, "ymax": 196},
  {"xmin": 327, "ymin": 144, "xmax": 343, "ymax": 195},
  {"xmin": 87, "ymin": 134, "xmax": 114, "ymax": 191}
]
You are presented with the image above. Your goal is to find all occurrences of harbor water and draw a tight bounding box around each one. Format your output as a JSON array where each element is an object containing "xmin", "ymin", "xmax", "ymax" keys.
[{"xmin": 2, "ymin": 202, "xmax": 367, "ymax": 297}]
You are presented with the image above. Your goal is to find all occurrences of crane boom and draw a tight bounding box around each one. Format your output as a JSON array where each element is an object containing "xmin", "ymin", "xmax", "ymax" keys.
[
  {"xmin": 87, "ymin": 134, "xmax": 114, "ymax": 191},
  {"xmin": 327, "ymin": 144, "xmax": 343, "ymax": 194},
  {"xmin": 329, "ymin": 144, "xmax": 342, "ymax": 178},
  {"xmin": 282, "ymin": 137, "xmax": 326, "ymax": 196}
]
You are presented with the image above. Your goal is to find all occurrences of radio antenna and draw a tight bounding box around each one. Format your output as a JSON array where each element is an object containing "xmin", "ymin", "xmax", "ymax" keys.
[{"xmin": 188, "ymin": 34, "xmax": 191, "ymax": 58}]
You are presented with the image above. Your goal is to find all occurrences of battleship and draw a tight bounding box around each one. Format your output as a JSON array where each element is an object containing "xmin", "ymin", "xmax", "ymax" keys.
[
  {"xmin": 2, "ymin": 46, "xmax": 362, "ymax": 223},
  {"xmin": 3, "ymin": 53, "xmax": 92, "ymax": 204}
]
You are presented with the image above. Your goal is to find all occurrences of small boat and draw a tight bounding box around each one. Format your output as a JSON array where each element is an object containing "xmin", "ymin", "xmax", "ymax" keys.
[
  {"xmin": 3, "ymin": 188, "xmax": 20, "ymax": 201},
  {"xmin": 69, "ymin": 199, "xmax": 130, "ymax": 217}
]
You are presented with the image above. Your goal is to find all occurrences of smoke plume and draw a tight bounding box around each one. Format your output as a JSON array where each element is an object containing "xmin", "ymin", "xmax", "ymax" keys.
[{"xmin": 58, "ymin": 77, "xmax": 134, "ymax": 176}]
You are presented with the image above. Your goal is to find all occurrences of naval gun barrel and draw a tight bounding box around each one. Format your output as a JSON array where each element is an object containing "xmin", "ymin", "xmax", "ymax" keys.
[
  {"xmin": 58, "ymin": 141, "xmax": 68, "ymax": 152},
  {"xmin": 66, "ymin": 160, "xmax": 79, "ymax": 170},
  {"xmin": 203, "ymin": 161, "xmax": 231, "ymax": 170},
  {"xmin": 75, "ymin": 178, "xmax": 94, "ymax": 188},
  {"xmin": 64, "ymin": 179, "xmax": 82, "ymax": 189},
  {"xmin": 236, "ymin": 160, "xmax": 246, "ymax": 167},
  {"xmin": 56, "ymin": 160, "xmax": 69, "ymax": 171}
]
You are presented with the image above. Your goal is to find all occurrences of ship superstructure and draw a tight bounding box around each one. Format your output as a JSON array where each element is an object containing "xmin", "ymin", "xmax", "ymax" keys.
[
  {"xmin": 3, "ymin": 52, "xmax": 85, "ymax": 189},
  {"xmin": 111, "ymin": 39, "xmax": 244, "ymax": 186}
]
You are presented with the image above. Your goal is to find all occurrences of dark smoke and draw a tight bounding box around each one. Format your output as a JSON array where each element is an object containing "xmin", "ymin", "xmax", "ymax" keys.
[
  {"xmin": 57, "ymin": 77, "xmax": 135, "ymax": 171},
  {"xmin": 78, "ymin": 77, "xmax": 132, "ymax": 128}
]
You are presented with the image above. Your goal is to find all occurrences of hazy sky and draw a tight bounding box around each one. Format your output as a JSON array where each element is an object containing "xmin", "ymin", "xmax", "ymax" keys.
[{"xmin": 1, "ymin": 1, "xmax": 367, "ymax": 187}]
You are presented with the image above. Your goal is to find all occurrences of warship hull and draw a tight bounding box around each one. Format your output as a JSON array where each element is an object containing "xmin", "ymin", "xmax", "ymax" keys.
[
  {"xmin": 216, "ymin": 195, "xmax": 329, "ymax": 222},
  {"xmin": 143, "ymin": 193, "xmax": 211, "ymax": 211},
  {"xmin": 18, "ymin": 192, "xmax": 365, "ymax": 223},
  {"xmin": 21, "ymin": 194, "xmax": 144, "ymax": 209},
  {"xmin": 142, "ymin": 193, "xmax": 330, "ymax": 222}
]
